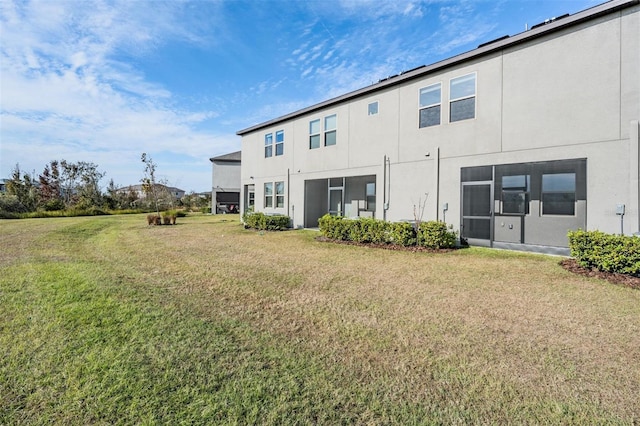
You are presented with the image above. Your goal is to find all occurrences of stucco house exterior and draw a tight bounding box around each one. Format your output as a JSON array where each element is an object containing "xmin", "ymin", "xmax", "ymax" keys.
[
  {"xmin": 237, "ymin": 0, "xmax": 640, "ymax": 255},
  {"xmin": 210, "ymin": 151, "xmax": 241, "ymax": 214}
]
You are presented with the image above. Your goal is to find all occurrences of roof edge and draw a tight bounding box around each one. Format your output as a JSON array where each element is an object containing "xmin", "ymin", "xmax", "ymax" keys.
[{"xmin": 237, "ymin": 0, "xmax": 638, "ymax": 136}]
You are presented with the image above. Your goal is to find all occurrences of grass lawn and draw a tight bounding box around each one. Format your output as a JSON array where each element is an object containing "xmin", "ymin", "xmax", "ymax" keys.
[{"xmin": 1, "ymin": 214, "xmax": 639, "ymax": 424}]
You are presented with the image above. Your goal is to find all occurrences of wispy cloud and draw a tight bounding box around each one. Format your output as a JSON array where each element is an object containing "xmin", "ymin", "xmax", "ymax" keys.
[{"xmin": 0, "ymin": 0, "xmax": 232, "ymax": 190}]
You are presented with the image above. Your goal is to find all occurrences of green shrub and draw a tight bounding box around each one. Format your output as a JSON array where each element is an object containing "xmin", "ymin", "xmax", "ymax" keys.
[
  {"xmin": 0, "ymin": 194, "xmax": 27, "ymax": 214},
  {"xmin": 568, "ymin": 230, "xmax": 640, "ymax": 276},
  {"xmin": 243, "ymin": 212, "xmax": 290, "ymax": 231},
  {"xmin": 350, "ymin": 217, "xmax": 389, "ymax": 244},
  {"xmin": 417, "ymin": 221, "xmax": 457, "ymax": 249},
  {"xmin": 318, "ymin": 214, "xmax": 348, "ymax": 240},
  {"xmin": 389, "ymin": 222, "xmax": 417, "ymax": 246}
]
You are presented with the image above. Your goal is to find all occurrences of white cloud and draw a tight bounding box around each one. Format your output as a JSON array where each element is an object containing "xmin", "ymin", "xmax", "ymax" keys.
[{"xmin": 0, "ymin": 0, "xmax": 229, "ymax": 191}]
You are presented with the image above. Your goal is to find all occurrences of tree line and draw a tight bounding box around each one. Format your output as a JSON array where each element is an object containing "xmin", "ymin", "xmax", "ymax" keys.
[{"xmin": 1, "ymin": 157, "xmax": 210, "ymax": 217}]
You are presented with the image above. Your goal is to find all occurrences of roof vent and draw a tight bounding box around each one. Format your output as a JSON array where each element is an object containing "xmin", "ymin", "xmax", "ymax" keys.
[
  {"xmin": 477, "ymin": 35, "xmax": 510, "ymax": 48},
  {"xmin": 530, "ymin": 13, "xmax": 570, "ymax": 30}
]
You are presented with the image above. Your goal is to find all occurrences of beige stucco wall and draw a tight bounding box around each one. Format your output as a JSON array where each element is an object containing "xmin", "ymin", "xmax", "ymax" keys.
[{"xmin": 240, "ymin": 4, "xmax": 640, "ymax": 239}]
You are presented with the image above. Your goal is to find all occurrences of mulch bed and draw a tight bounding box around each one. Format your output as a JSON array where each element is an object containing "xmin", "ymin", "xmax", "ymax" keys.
[
  {"xmin": 559, "ymin": 258, "xmax": 640, "ymax": 290},
  {"xmin": 314, "ymin": 236, "xmax": 457, "ymax": 253},
  {"xmin": 317, "ymin": 236, "xmax": 639, "ymax": 290}
]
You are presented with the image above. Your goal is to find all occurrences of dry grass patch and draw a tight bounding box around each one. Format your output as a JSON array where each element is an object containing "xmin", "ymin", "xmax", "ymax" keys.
[{"xmin": 2, "ymin": 214, "xmax": 639, "ymax": 424}]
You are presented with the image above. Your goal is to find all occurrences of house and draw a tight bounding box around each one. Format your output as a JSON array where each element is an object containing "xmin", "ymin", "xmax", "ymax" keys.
[
  {"xmin": 0, "ymin": 179, "xmax": 8, "ymax": 193},
  {"xmin": 210, "ymin": 151, "xmax": 241, "ymax": 214},
  {"xmin": 237, "ymin": 0, "xmax": 639, "ymax": 255},
  {"xmin": 117, "ymin": 184, "xmax": 186, "ymax": 201}
]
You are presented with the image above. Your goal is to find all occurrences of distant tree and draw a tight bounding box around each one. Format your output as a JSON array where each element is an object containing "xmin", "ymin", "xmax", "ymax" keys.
[
  {"xmin": 38, "ymin": 160, "xmax": 64, "ymax": 210},
  {"xmin": 141, "ymin": 153, "xmax": 160, "ymax": 215},
  {"xmin": 56, "ymin": 160, "xmax": 105, "ymax": 209},
  {"xmin": 6, "ymin": 164, "xmax": 38, "ymax": 211}
]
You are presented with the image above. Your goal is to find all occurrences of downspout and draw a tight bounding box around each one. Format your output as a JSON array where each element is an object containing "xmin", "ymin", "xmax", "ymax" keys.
[
  {"xmin": 435, "ymin": 147, "xmax": 441, "ymax": 221},
  {"xmin": 631, "ymin": 120, "xmax": 640, "ymax": 233},
  {"xmin": 383, "ymin": 155, "xmax": 387, "ymax": 221},
  {"xmin": 287, "ymin": 168, "xmax": 290, "ymax": 218}
]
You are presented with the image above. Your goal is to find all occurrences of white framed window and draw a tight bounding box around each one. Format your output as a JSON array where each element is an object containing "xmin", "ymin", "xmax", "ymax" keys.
[
  {"xmin": 264, "ymin": 133, "xmax": 273, "ymax": 158},
  {"xmin": 275, "ymin": 181, "xmax": 285, "ymax": 208},
  {"xmin": 450, "ymin": 73, "xmax": 476, "ymax": 122},
  {"xmin": 264, "ymin": 182, "xmax": 273, "ymax": 208},
  {"xmin": 309, "ymin": 119, "xmax": 320, "ymax": 149},
  {"xmin": 368, "ymin": 101, "xmax": 379, "ymax": 116},
  {"xmin": 275, "ymin": 130, "xmax": 284, "ymax": 156},
  {"xmin": 324, "ymin": 114, "xmax": 336, "ymax": 146},
  {"xmin": 541, "ymin": 173, "xmax": 576, "ymax": 215},
  {"xmin": 366, "ymin": 182, "xmax": 375, "ymax": 211},
  {"xmin": 419, "ymin": 83, "xmax": 441, "ymax": 128}
]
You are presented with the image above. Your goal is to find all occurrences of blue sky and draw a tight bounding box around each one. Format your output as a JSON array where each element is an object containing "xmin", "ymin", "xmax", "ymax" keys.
[{"xmin": 1, "ymin": 0, "xmax": 598, "ymax": 193}]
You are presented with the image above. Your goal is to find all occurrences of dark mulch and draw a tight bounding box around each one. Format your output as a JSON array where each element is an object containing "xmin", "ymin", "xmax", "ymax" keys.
[
  {"xmin": 559, "ymin": 258, "xmax": 640, "ymax": 290},
  {"xmin": 314, "ymin": 236, "xmax": 458, "ymax": 253}
]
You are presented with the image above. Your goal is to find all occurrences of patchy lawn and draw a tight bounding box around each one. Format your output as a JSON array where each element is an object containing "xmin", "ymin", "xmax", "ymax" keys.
[{"xmin": 1, "ymin": 214, "xmax": 639, "ymax": 424}]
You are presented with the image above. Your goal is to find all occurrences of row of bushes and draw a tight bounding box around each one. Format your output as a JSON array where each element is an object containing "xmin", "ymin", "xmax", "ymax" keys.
[
  {"xmin": 568, "ymin": 230, "xmax": 640, "ymax": 276},
  {"xmin": 318, "ymin": 214, "xmax": 458, "ymax": 249},
  {"xmin": 243, "ymin": 212, "xmax": 291, "ymax": 231}
]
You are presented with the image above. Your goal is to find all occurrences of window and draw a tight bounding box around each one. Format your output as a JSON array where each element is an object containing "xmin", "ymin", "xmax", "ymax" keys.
[
  {"xmin": 324, "ymin": 114, "xmax": 336, "ymax": 146},
  {"xmin": 366, "ymin": 182, "xmax": 375, "ymax": 211},
  {"xmin": 275, "ymin": 181, "xmax": 285, "ymax": 208},
  {"xmin": 419, "ymin": 83, "xmax": 441, "ymax": 128},
  {"xmin": 264, "ymin": 133, "xmax": 273, "ymax": 158},
  {"xmin": 450, "ymin": 73, "xmax": 476, "ymax": 122},
  {"xmin": 368, "ymin": 101, "xmax": 378, "ymax": 116},
  {"xmin": 309, "ymin": 119, "xmax": 320, "ymax": 149},
  {"xmin": 502, "ymin": 175, "xmax": 530, "ymax": 215},
  {"xmin": 275, "ymin": 130, "xmax": 284, "ymax": 156},
  {"xmin": 264, "ymin": 182, "xmax": 273, "ymax": 208},
  {"xmin": 310, "ymin": 115, "xmax": 337, "ymax": 149},
  {"xmin": 542, "ymin": 173, "xmax": 576, "ymax": 215}
]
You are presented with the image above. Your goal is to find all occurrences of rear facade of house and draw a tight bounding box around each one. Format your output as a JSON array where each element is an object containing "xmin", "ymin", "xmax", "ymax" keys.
[{"xmin": 237, "ymin": 0, "xmax": 640, "ymax": 255}]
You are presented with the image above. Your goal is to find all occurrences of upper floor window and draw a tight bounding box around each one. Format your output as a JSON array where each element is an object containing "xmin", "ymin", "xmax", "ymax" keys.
[
  {"xmin": 542, "ymin": 173, "xmax": 575, "ymax": 215},
  {"xmin": 309, "ymin": 119, "xmax": 320, "ymax": 149},
  {"xmin": 324, "ymin": 114, "xmax": 337, "ymax": 146},
  {"xmin": 309, "ymin": 115, "xmax": 337, "ymax": 149},
  {"xmin": 264, "ymin": 133, "xmax": 273, "ymax": 158},
  {"xmin": 368, "ymin": 101, "xmax": 378, "ymax": 116},
  {"xmin": 450, "ymin": 73, "xmax": 476, "ymax": 122},
  {"xmin": 275, "ymin": 130, "xmax": 284, "ymax": 156},
  {"xmin": 419, "ymin": 83, "xmax": 441, "ymax": 128}
]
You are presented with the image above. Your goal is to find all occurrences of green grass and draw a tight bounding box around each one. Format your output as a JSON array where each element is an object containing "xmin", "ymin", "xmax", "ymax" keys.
[{"xmin": 1, "ymin": 214, "xmax": 639, "ymax": 424}]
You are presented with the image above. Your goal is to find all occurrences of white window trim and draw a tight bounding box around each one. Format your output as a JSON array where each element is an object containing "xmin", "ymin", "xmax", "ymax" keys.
[
  {"xmin": 368, "ymin": 101, "xmax": 379, "ymax": 116},
  {"xmin": 449, "ymin": 72, "xmax": 477, "ymax": 123},
  {"xmin": 324, "ymin": 114, "xmax": 337, "ymax": 147},
  {"xmin": 309, "ymin": 119, "xmax": 321, "ymax": 149},
  {"xmin": 275, "ymin": 130, "xmax": 284, "ymax": 156},
  {"xmin": 264, "ymin": 133, "xmax": 273, "ymax": 158},
  {"xmin": 419, "ymin": 82, "xmax": 442, "ymax": 128}
]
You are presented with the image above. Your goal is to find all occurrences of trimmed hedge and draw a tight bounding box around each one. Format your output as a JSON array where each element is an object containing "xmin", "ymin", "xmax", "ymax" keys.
[
  {"xmin": 243, "ymin": 212, "xmax": 291, "ymax": 231},
  {"xmin": 418, "ymin": 221, "xmax": 457, "ymax": 249},
  {"xmin": 568, "ymin": 229, "xmax": 640, "ymax": 276},
  {"xmin": 318, "ymin": 214, "xmax": 457, "ymax": 249}
]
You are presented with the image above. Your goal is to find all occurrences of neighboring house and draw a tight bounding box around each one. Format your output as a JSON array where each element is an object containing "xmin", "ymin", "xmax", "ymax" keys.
[
  {"xmin": 117, "ymin": 184, "xmax": 186, "ymax": 201},
  {"xmin": 0, "ymin": 179, "xmax": 8, "ymax": 193},
  {"xmin": 237, "ymin": 0, "xmax": 640, "ymax": 255},
  {"xmin": 209, "ymin": 151, "xmax": 241, "ymax": 214}
]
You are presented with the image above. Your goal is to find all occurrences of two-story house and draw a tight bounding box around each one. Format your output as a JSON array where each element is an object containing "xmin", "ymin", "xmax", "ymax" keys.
[{"xmin": 237, "ymin": 0, "xmax": 639, "ymax": 254}]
